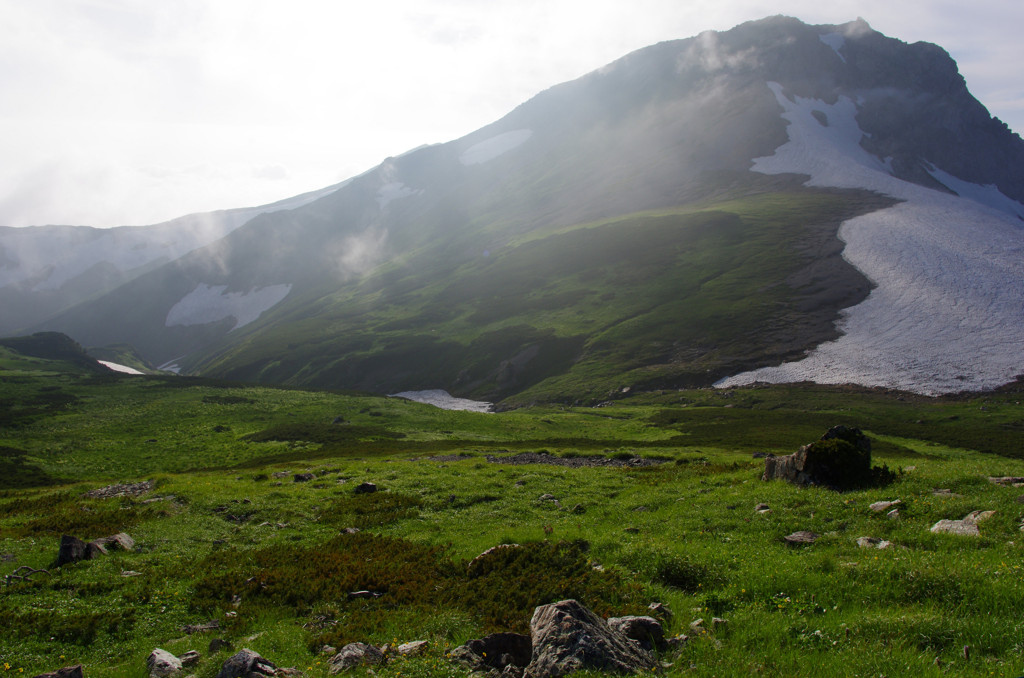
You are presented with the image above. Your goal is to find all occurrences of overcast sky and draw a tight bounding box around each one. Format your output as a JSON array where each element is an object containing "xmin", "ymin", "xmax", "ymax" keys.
[{"xmin": 1, "ymin": 0, "xmax": 1021, "ymax": 228}]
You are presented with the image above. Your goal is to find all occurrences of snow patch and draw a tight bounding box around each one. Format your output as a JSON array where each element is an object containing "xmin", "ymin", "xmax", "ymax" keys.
[
  {"xmin": 376, "ymin": 182, "xmax": 423, "ymax": 209},
  {"xmin": 97, "ymin": 360, "xmax": 144, "ymax": 375},
  {"xmin": 926, "ymin": 165, "xmax": 1024, "ymax": 220},
  {"xmin": 390, "ymin": 389, "xmax": 493, "ymax": 413},
  {"xmin": 459, "ymin": 130, "xmax": 532, "ymax": 166},
  {"xmin": 165, "ymin": 283, "xmax": 292, "ymax": 331},
  {"xmin": 819, "ymin": 33, "xmax": 846, "ymax": 62},
  {"xmin": 716, "ymin": 82, "xmax": 1024, "ymax": 394}
]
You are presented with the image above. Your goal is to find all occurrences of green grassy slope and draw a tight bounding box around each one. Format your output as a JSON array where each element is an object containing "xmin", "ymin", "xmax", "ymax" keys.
[
  {"xmin": 191, "ymin": 188, "xmax": 893, "ymax": 405},
  {"xmin": 2, "ymin": 357, "xmax": 1024, "ymax": 676}
]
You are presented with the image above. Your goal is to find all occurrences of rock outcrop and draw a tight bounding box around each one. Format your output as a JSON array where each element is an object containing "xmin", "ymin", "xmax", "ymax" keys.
[
  {"xmin": 763, "ymin": 426, "xmax": 874, "ymax": 489},
  {"xmin": 523, "ymin": 599, "xmax": 656, "ymax": 677}
]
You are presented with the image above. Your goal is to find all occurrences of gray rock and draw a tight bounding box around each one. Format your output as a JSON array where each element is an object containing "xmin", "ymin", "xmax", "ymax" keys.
[
  {"xmin": 783, "ymin": 531, "xmax": 819, "ymax": 545},
  {"xmin": 293, "ymin": 473, "xmax": 316, "ymax": 482},
  {"xmin": 328, "ymin": 642, "xmax": 386, "ymax": 673},
  {"xmin": 179, "ymin": 651, "xmax": 201, "ymax": 668},
  {"xmin": 93, "ymin": 532, "xmax": 135, "ymax": 551},
  {"xmin": 148, "ymin": 648, "xmax": 183, "ymax": 677},
  {"xmin": 216, "ymin": 648, "xmax": 276, "ymax": 678},
  {"xmin": 855, "ymin": 536, "xmax": 892, "ymax": 549},
  {"xmin": 930, "ymin": 510, "xmax": 996, "ymax": 536},
  {"xmin": 607, "ymin": 615, "xmax": 665, "ymax": 651},
  {"xmin": 869, "ymin": 499, "xmax": 900, "ymax": 512},
  {"xmin": 396, "ymin": 640, "xmax": 429, "ymax": 656},
  {"xmin": 753, "ymin": 503, "xmax": 770, "ymax": 513},
  {"xmin": 524, "ymin": 599, "xmax": 655, "ymax": 677}
]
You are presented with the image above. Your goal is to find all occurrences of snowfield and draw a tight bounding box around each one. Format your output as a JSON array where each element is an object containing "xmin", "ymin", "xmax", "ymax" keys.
[
  {"xmin": 97, "ymin": 360, "xmax": 144, "ymax": 375},
  {"xmin": 390, "ymin": 389, "xmax": 494, "ymax": 413},
  {"xmin": 717, "ymin": 82, "xmax": 1024, "ymax": 394},
  {"xmin": 459, "ymin": 130, "xmax": 533, "ymax": 166},
  {"xmin": 165, "ymin": 283, "xmax": 292, "ymax": 331}
]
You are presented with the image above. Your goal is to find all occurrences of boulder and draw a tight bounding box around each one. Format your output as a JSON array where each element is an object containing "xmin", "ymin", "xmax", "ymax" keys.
[
  {"xmin": 606, "ymin": 616, "xmax": 665, "ymax": 651},
  {"xmin": 523, "ymin": 600, "xmax": 656, "ymax": 677},
  {"xmin": 216, "ymin": 648, "xmax": 276, "ymax": 678},
  {"xmin": 328, "ymin": 642, "xmax": 386, "ymax": 673},
  {"xmin": 147, "ymin": 648, "xmax": 182, "ymax": 677},
  {"xmin": 930, "ymin": 510, "xmax": 996, "ymax": 537},
  {"xmin": 93, "ymin": 533, "xmax": 135, "ymax": 551},
  {"xmin": 450, "ymin": 632, "xmax": 532, "ymax": 674},
  {"xmin": 353, "ymin": 482, "xmax": 378, "ymax": 494},
  {"xmin": 763, "ymin": 426, "xmax": 872, "ymax": 489},
  {"xmin": 55, "ymin": 535, "xmax": 104, "ymax": 567}
]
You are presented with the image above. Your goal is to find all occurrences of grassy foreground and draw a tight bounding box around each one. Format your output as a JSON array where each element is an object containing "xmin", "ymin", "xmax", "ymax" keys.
[{"xmin": 2, "ymin": 352, "xmax": 1024, "ymax": 677}]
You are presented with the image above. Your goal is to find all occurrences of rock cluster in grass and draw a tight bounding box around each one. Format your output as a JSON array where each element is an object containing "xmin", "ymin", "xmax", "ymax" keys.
[
  {"xmin": 762, "ymin": 425, "xmax": 888, "ymax": 490},
  {"xmin": 82, "ymin": 480, "xmax": 154, "ymax": 499}
]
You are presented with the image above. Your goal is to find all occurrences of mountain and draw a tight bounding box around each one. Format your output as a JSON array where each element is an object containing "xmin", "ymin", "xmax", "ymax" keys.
[
  {"xmin": 18, "ymin": 16, "xmax": 1024, "ymax": 404},
  {"xmin": 0, "ymin": 183, "xmax": 342, "ymax": 335}
]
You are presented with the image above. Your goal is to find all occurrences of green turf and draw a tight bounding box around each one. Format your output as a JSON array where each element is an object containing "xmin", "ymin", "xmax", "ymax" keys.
[{"xmin": 2, "ymin": 357, "xmax": 1024, "ymax": 677}]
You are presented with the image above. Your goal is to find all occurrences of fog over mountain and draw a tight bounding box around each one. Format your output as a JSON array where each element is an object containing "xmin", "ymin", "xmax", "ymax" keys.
[{"xmin": 6, "ymin": 16, "xmax": 1024, "ymax": 404}]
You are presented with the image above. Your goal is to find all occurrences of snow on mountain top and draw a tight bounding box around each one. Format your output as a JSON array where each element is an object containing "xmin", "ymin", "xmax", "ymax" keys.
[
  {"xmin": 818, "ymin": 33, "xmax": 846, "ymax": 63},
  {"xmin": 717, "ymin": 82, "xmax": 1024, "ymax": 394}
]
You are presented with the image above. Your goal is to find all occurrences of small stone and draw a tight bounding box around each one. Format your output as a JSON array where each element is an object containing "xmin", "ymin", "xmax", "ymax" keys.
[
  {"xmin": 855, "ymin": 536, "xmax": 891, "ymax": 549},
  {"xmin": 783, "ymin": 531, "xmax": 819, "ymax": 545},
  {"xmin": 353, "ymin": 482, "xmax": 378, "ymax": 494},
  {"xmin": 570, "ymin": 504, "xmax": 586, "ymax": 514},
  {"xmin": 347, "ymin": 590, "xmax": 382, "ymax": 600},
  {"xmin": 887, "ymin": 508, "xmax": 900, "ymax": 519},
  {"xmin": 870, "ymin": 499, "xmax": 901, "ymax": 512},
  {"xmin": 688, "ymin": 618, "xmax": 706, "ymax": 634},
  {"xmin": 122, "ymin": 570, "xmax": 142, "ymax": 577},
  {"xmin": 293, "ymin": 473, "xmax": 316, "ymax": 482},
  {"xmin": 321, "ymin": 646, "xmax": 337, "ymax": 656},
  {"xmin": 754, "ymin": 503, "xmax": 770, "ymax": 513},
  {"xmin": 340, "ymin": 527, "xmax": 361, "ymax": 534},
  {"xmin": 179, "ymin": 650, "xmax": 201, "ymax": 667},
  {"xmin": 538, "ymin": 493, "xmax": 557, "ymax": 501}
]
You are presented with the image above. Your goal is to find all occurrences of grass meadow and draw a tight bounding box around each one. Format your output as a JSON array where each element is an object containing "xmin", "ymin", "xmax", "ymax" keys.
[{"xmin": 2, "ymin": 353, "xmax": 1024, "ymax": 676}]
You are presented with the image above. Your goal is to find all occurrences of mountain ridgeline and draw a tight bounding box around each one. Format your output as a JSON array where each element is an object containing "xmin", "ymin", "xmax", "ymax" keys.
[{"xmin": 14, "ymin": 16, "xmax": 1024, "ymax": 405}]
